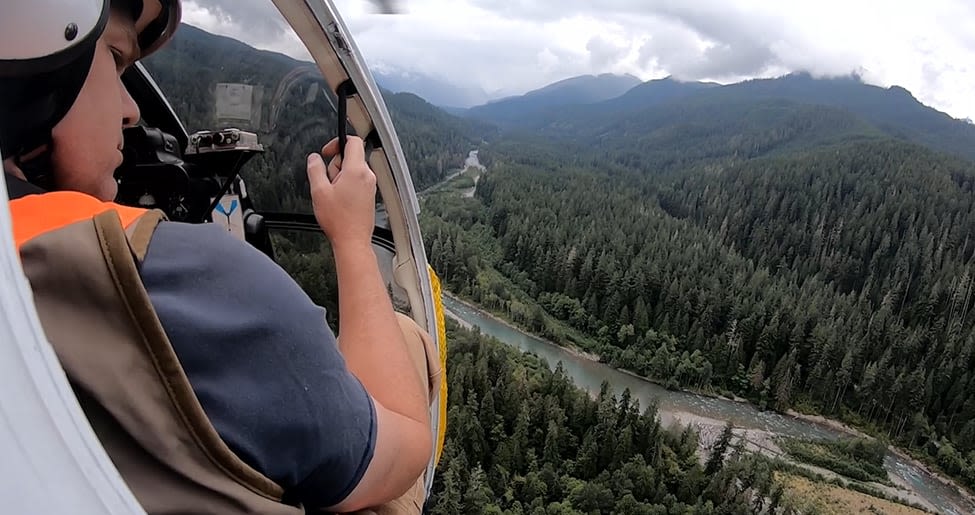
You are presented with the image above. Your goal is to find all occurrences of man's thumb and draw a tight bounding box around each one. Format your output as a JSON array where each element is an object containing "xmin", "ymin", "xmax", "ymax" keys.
[{"xmin": 307, "ymin": 153, "xmax": 332, "ymax": 193}]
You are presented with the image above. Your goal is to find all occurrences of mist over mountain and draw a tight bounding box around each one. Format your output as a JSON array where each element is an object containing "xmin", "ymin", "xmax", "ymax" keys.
[{"xmin": 372, "ymin": 67, "xmax": 493, "ymax": 109}]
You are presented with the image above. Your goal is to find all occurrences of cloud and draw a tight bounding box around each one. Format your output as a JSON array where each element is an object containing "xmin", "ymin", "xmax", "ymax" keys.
[
  {"xmin": 177, "ymin": 0, "xmax": 975, "ymax": 119},
  {"xmin": 184, "ymin": 0, "xmax": 285, "ymax": 43},
  {"xmin": 181, "ymin": 0, "xmax": 312, "ymax": 60},
  {"xmin": 587, "ymin": 36, "xmax": 627, "ymax": 68},
  {"xmin": 634, "ymin": 16, "xmax": 777, "ymax": 79}
]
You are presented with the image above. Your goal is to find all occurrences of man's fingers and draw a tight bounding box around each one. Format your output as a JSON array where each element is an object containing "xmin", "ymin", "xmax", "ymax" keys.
[
  {"xmin": 328, "ymin": 155, "xmax": 342, "ymax": 182},
  {"xmin": 322, "ymin": 137, "xmax": 340, "ymax": 158},
  {"xmin": 307, "ymin": 153, "xmax": 331, "ymax": 192},
  {"xmin": 323, "ymin": 135, "xmax": 365, "ymax": 164},
  {"xmin": 343, "ymin": 136, "xmax": 365, "ymax": 164}
]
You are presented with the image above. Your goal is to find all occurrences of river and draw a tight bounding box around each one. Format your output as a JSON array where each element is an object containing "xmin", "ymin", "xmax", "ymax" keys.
[
  {"xmin": 442, "ymin": 295, "xmax": 975, "ymax": 515},
  {"xmin": 418, "ymin": 150, "xmax": 485, "ymax": 197},
  {"xmin": 459, "ymin": 150, "xmax": 483, "ymax": 198}
]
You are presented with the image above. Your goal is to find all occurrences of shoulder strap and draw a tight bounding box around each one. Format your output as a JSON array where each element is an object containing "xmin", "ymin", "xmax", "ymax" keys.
[
  {"xmin": 18, "ymin": 208, "xmax": 302, "ymax": 514},
  {"xmin": 123, "ymin": 209, "xmax": 166, "ymax": 262},
  {"xmin": 91, "ymin": 209, "xmax": 291, "ymax": 500}
]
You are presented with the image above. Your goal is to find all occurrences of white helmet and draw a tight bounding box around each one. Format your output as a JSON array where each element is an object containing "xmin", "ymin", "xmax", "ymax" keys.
[{"xmin": 0, "ymin": 0, "xmax": 180, "ymax": 164}]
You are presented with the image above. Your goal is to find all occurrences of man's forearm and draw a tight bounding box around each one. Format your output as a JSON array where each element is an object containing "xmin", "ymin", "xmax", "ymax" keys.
[{"xmin": 332, "ymin": 242, "xmax": 428, "ymax": 424}]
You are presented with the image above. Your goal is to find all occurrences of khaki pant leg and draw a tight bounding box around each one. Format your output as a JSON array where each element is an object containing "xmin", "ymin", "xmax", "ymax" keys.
[
  {"xmin": 395, "ymin": 312, "xmax": 442, "ymax": 408},
  {"xmin": 348, "ymin": 313, "xmax": 441, "ymax": 515}
]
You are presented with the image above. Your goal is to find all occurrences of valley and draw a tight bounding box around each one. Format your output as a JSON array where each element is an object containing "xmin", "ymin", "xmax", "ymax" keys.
[{"xmin": 442, "ymin": 293, "xmax": 975, "ymax": 514}]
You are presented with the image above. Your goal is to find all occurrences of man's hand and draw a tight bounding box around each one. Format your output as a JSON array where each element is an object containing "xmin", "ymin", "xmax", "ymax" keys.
[{"xmin": 306, "ymin": 136, "xmax": 376, "ymax": 249}]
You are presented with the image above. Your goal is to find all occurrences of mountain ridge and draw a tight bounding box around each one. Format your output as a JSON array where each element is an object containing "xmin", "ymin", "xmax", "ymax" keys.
[
  {"xmin": 466, "ymin": 71, "xmax": 975, "ymax": 163},
  {"xmin": 462, "ymin": 73, "xmax": 644, "ymax": 126}
]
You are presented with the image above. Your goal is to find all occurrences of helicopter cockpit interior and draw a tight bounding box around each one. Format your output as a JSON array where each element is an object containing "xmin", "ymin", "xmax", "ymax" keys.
[{"xmin": 0, "ymin": 2, "xmax": 447, "ymax": 511}]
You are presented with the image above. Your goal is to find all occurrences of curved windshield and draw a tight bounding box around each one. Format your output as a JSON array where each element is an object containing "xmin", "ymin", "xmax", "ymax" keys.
[
  {"xmin": 137, "ymin": 3, "xmax": 483, "ymax": 325},
  {"xmin": 139, "ymin": 6, "xmax": 378, "ymax": 324},
  {"xmin": 141, "ymin": 20, "xmax": 335, "ymax": 215}
]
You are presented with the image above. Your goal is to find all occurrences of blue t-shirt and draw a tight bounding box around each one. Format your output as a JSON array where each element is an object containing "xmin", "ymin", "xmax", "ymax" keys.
[{"xmin": 138, "ymin": 221, "xmax": 376, "ymax": 508}]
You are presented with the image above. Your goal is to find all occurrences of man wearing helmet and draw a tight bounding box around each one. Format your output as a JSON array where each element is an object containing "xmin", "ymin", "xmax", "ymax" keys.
[{"xmin": 1, "ymin": 1, "xmax": 437, "ymax": 514}]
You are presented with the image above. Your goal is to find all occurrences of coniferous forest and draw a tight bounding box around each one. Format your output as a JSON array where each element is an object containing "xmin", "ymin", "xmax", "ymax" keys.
[
  {"xmin": 421, "ymin": 135, "xmax": 975, "ymax": 494},
  {"xmin": 426, "ymin": 320, "xmax": 786, "ymax": 514}
]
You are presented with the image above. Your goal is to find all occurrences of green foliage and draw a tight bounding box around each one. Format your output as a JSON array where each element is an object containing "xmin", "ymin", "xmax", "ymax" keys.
[
  {"xmin": 421, "ymin": 132, "xmax": 975, "ymax": 493},
  {"xmin": 770, "ymin": 459, "xmax": 931, "ymax": 512},
  {"xmin": 445, "ymin": 174, "xmax": 476, "ymax": 190},
  {"xmin": 475, "ymin": 73, "xmax": 975, "ymax": 164},
  {"xmin": 425, "ymin": 320, "xmax": 782, "ymax": 513},
  {"xmin": 386, "ymin": 91, "xmax": 498, "ymax": 189},
  {"xmin": 779, "ymin": 437, "xmax": 890, "ymax": 485},
  {"xmin": 705, "ymin": 423, "xmax": 735, "ymax": 476}
]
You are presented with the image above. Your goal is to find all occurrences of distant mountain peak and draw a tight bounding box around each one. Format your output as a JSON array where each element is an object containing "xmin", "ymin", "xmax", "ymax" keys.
[
  {"xmin": 526, "ymin": 73, "xmax": 642, "ymax": 96},
  {"xmin": 464, "ymin": 73, "xmax": 643, "ymax": 124}
]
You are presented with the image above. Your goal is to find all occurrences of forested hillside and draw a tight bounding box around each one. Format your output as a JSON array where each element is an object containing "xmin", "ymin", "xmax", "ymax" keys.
[
  {"xmin": 472, "ymin": 73, "xmax": 975, "ymax": 164},
  {"xmin": 385, "ymin": 91, "xmax": 497, "ymax": 188},
  {"xmin": 421, "ymin": 134, "xmax": 975, "ymax": 492},
  {"xmin": 429, "ymin": 320, "xmax": 787, "ymax": 514},
  {"xmin": 464, "ymin": 73, "xmax": 641, "ymax": 126}
]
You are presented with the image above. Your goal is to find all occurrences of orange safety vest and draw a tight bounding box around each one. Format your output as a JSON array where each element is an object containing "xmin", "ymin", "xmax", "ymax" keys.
[
  {"xmin": 11, "ymin": 190, "xmax": 306, "ymax": 515},
  {"xmin": 10, "ymin": 190, "xmax": 147, "ymax": 248}
]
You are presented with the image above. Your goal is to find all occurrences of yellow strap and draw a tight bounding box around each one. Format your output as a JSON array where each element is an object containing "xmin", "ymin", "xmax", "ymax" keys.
[{"xmin": 428, "ymin": 265, "xmax": 448, "ymax": 466}]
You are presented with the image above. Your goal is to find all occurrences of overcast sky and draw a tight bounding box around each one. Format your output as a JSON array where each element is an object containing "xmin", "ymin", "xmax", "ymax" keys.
[{"xmin": 182, "ymin": 0, "xmax": 975, "ymax": 120}]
